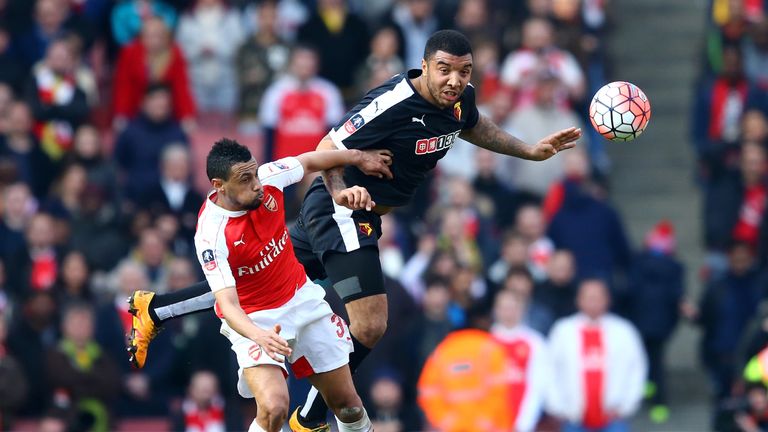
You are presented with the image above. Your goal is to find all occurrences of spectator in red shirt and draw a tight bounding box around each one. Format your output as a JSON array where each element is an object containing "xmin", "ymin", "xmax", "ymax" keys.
[{"xmin": 112, "ymin": 16, "xmax": 196, "ymax": 132}]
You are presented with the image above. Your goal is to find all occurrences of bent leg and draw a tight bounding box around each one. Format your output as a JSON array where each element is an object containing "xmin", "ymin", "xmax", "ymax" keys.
[
  {"xmin": 308, "ymin": 366, "xmax": 372, "ymax": 432},
  {"xmin": 152, "ymin": 281, "xmax": 215, "ymax": 322},
  {"xmin": 243, "ymin": 365, "xmax": 290, "ymax": 432}
]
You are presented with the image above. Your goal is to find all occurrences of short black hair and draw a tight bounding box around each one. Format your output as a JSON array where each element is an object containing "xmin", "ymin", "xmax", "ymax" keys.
[
  {"xmin": 423, "ymin": 30, "xmax": 473, "ymax": 61},
  {"xmin": 145, "ymin": 82, "xmax": 171, "ymax": 97},
  {"xmin": 206, "ymin": 138, "xmax": 252, "ymax": 181}
]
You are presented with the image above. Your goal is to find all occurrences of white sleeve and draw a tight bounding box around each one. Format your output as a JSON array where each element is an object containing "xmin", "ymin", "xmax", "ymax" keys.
[
  {"xmin": 544, "ymin": 322, "xmax": 567, "ymax": 418},
  {"xmin": 259, "ymin": 81, "xmax": 282, "ymax": 127},
  {"xmin": 617, "ymin": 322, "xmax": 648, "ymax": 417},
  {"xmin": 258, "ymin": 156, "xmax": 304, "ymax": 190},
  {"xmin": 516, "ymin": 334, "xmax": 549, "ymax": 432},
  {"xmin": 321, "ymin": 80, "xmax": 345, "ymax": 125},
  {"xmin": 195, "ymin": 217, "xmax": 236, "ymax": 292}
]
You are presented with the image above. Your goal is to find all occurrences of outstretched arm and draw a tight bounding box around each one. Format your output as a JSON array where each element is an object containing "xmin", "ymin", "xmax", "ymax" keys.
[
  {"xmin": 295, "ymin": 144, "xmax": 392, "ymax": 177},
  {"xmin": 459, "ymin": 114, "xmax": 581, "ymax": 161}
]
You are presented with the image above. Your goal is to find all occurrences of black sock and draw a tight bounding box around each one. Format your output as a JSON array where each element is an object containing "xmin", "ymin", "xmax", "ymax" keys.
[
  {"xmin": 149, "ymin": 281, "xmax": 211, "ymax": 324},
  {"xmin": 300, "ymin": 335, "xmax": 373, "ymax": 425}
]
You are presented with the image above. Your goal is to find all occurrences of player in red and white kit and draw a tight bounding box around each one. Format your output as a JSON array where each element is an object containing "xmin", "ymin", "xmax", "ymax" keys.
[{"xmin": 194, "ymin": 139, "xmax": 391, "ymax": 432}]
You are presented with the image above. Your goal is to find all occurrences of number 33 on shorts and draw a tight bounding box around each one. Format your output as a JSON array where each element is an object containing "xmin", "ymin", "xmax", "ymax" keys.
[{"xmin": 331, "ymin": 314, "xmax": 351, "ymax": 341}]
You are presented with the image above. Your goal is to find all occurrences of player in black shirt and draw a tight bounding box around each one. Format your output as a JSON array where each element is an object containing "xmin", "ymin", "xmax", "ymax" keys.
[{"xmin": 127, "ymin": 30, "xmax": 580, "ymax": 431}]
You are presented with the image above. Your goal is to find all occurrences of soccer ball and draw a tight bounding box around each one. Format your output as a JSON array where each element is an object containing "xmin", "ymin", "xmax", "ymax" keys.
[{"xmin": 589, "ymin": 81, "xmax": 651, "ymax": 141}]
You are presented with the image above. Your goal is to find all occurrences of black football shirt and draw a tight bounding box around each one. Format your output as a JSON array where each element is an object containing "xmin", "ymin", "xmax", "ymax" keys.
[{"xmin": 328, "ymin": 69, "xmax": 480, "ymax": 207}]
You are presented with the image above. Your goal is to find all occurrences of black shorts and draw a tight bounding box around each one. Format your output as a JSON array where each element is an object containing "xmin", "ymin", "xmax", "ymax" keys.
[{"xmin": 289, "ymin": 178, "xmax": 385, "ymax": 302}]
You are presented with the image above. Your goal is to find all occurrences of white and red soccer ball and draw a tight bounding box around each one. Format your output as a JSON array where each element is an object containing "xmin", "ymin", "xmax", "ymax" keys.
[{"xmin": 589, "ymin": 81, "xmax": 651, "ymax": 141}]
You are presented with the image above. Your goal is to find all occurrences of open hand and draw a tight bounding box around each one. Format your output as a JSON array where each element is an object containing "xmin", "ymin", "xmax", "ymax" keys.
[
  {"xmin": 357, "ymin": 149, "xmax": 393, "ymax": 179},
  {"xmin": 528, "ymin": 127, "xmax": 581, "ymax": 161},
  {"xmin": 252, "ymin": 324, "xmax": 291, "ymax": 362},
  {"xmin": 334, "ymin": 185, "xmax": 375, "ymax": 211}
]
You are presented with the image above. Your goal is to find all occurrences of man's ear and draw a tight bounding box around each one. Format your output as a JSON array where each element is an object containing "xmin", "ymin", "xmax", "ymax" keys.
[
  {"xmin": 211, "ymin": 178, "xmax": 223, "ymax": 191},
  {"xmin": 421, "ymin": 58, "xmax": 428, "ymax": 74}
]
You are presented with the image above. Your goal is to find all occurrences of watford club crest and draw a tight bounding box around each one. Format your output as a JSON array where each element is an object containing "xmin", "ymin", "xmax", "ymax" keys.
[
  {"xmin": 453, "ymin": 101, "xmax": 462, "ymax": 121},
  {"xmin": 263, "ymin": 194, "xmax": 277, "ymax": 212},
  {"xmin": 358, "ymin": 222, "xmax": 373, "ymax": 236}
]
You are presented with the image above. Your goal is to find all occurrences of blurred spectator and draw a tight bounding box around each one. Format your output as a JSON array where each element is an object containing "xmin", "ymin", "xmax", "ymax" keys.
[
  {"xmin": 122, "ymin": 227, "xmax": 172, "ymax": 293},
  {"xmin": 7, "ymin": 291, "xmax": 58, "ymax": 415},
  {"xmin": 434, "ymin": 206, "xmax": 483, "ymax": 272},
  {"xmin": 626, "ymin": 221, "xmax": 685, "ymax": 424},
  {"xmin": 368, "ymin": 370, "xmax": 406, "ymax": 432},
  {"xmin": 46, "ymin": 302, "xmax": 120, "ymax": 432},
  {"xmin": 95, "ymin": 261, "xmax": 174, "ymax": 417},
  {"xmin": 744, "ymin": 18, "xmax": 768, "ymax": 87},
  {"xmin": 6, "ymin": 213, "xmax": 63, "ymax": 298},
  {"xmin": 113, "ymin": 16, "xmax": 196, "ymax": 130},
  {"xmin": 547, "ymin": 158, "xmax": 632, "ymax": 285},
  {"xmin": 514, "ymin": 203, "xmax": 555, "ymax": 281},
  {"xmin": 355, "ymin": 25, "xmax": 405, "ymax": 97},
  {"xmin": 399, "ymin": 234, "xmax": 440, "ymax": 302},
  {"xmin": 403, "ymin": 276, "xmax": 455, "ymax": 370},
  {"xmin": 144, "ymin": 144, "xmax": 202, "ymax": 239},
  {"xmin": 487, "ymin": 231, "xmax": 529, "ymax": 288},
  {"xmin": 0, "ymin": 311, "xmax": 28, "ymax": 431},
  {"xmin": 454, "ymin": 0, "xmax": 499, "ymax": 44},
  {"xmin": 170, "ymin": 370, "xmax": 242, "ymax": 432},
  {"xmin": 60, "ymin": 32, "xmax": 98, "ymax": 108},
  {"xmin": 386, "ymin": 0, "xmax": 441, "ymax": 69},
  {"xmin": 500, "ymin": 17, "xmax": 586, "ymax": 111},
  {"xmin": 507, "ymin": 71, "xmax": 586, "ymax": 196},
  {"xmin": 704, "ymin": 142, "xmax": 768, "ymax": 269},
  {"xmin": 0, "ymin": 23, "xmax": 25, "ymax": 93},
  {"xmin": 379, "ymin": 213, "xmax": 405, "ymax": 280},
  {"xmin": 53, "ymin": 250, "xmax": 93, "ymax": 307},
  {"xmin": 535, "ymin": 249, "xmax": 578, "ymax": 321},
  {"xmin": 418, "ymin": 329, "xmax": 514, "ymax": 431},
  {"xmin": 470, "ymin": 37, "xmax": 503, "ymax": 105},
  {"xmin": 491, "ymin": 289, "xmax": 550, "ymax": 432},
  {"xmin": 692, "ymin": 45, "xmax": 758, "ymax": 172},
  {"xmin": 297, "ymin": 0, "xmax": 370, "ymax": 101},
  {"xmin": 111, "ymin": 0, "xmax": 177, "ymax": 47},
  {"xmin": 15, "ymin": 0, "xmax": 73, "ymax": 68},
  {"xmin": 734, "ymin": 382, "xmax": 768, "ymax": 432},
  {"xmin": 176, "ymin": 0, "xmax": 244, "ymax": 114},
  {"xmin": 472, "ymin": 147, "xmax": 533, "ymax": 230},
  {"xmin": 67, "ymin": 124, "xmax": 118, "ymax": 200},
  {"xmin": 259, "ymin": 45, "xmax": 344, "ymax": 161},
  {"xmin": 44, "ymin": 163, "xmax": 87, "ymax": 222},
  {"xmin": 503, "ymin": 266, "xmax": 554, "ymax": 335},
  {"xmin": 240, "ymin": 0, "xmax": 308, "ymax": 42},
  {"xmin": 694, "ymin": 241, "xmax": 768, "ymax": 402},
  {"xmin": 547, "ymin": 279, "xmax": 647, "ymax": 432},
  {"xmin": 236, "ymin": 0, "xmax": 290, "ymax": 131},
  {"xmin": 37, "ymin": 408, "xmax": 71, "ymax": 432},
  {"xmin": 0, "ymin": 183, "xmax": 35, "ymax": 265},
  {"xmin": 114, "ymin": 83, "xmax": 188, "ymax": 204},
  {"xmin": 0, "ymin": 101, "xmax": 57, "ymax": 198}
]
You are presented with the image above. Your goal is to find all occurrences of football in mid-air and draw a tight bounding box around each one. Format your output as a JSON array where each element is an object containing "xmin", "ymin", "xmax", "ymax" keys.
[{"xmin": 589, "ymin": 81, "xmax": 651, "ymax": 141}]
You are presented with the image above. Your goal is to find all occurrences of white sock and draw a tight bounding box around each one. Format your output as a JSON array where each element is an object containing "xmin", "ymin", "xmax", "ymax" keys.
[
  {"xmin": 336, "ymin": 408, "xmax": 372, "ymax": 432},
  {"xmin": 248, "ymin": 419, "xmax": 266, "ymax": 432}
]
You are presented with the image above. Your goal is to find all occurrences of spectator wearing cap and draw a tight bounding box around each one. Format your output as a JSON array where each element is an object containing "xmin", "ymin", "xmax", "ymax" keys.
[{"xmin": 625, "ymin": 221, "xmax": 685, "ymax": 423}]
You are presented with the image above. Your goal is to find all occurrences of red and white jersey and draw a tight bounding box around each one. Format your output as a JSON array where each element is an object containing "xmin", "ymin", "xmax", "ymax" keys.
[
  {"xmin": 194, "ymin": 157, "xmax": 306, "ymax": 315},
  {"xmin": 491, "ymin": 323, "xmax": 550, "ymax": 432},
  {"xmin": 546, "ymin": 313, "xmax": 647, "ymax": 424}
]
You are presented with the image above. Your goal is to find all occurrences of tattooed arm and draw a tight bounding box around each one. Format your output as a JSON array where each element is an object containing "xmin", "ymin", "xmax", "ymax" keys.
[
  {"xmin": 315, "ymin": 134, "xmax": 393, "ymax": 210},
  {"xmin": 459, "ymin": 114, "xmax": 581, "ymax": 161}
]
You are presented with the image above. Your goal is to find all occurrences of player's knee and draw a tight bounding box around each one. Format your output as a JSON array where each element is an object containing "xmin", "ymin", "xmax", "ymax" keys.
[
  {"xmin": 260, "ymin": 395, "xmax": 289, "ymax": 429},
  {"xmin": 328, "ymin": 395, "xmax": 364, "ymax": 423},
  {"xmin": 350, "ymin": 317, "xmax": 387, "ymax": 347}
]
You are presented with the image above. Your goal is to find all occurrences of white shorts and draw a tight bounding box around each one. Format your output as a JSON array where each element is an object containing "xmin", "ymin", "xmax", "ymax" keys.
[{"xmin": 219, "ymin": 278, "xmax": 353, "ymax": 398}]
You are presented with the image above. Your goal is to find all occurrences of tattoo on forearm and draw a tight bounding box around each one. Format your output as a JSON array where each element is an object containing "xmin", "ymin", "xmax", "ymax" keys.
[
  {"xmin": 460, "ymin": 115, "xmax": 532, "ymax": 160},
  {"xmin": 322, "ymin": 167, "xmax": 347, "ymax": 194}
]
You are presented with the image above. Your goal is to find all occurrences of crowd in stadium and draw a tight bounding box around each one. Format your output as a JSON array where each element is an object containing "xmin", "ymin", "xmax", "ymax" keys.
[{"xmin": 0, "ymin": 0, "xmax": 762, "ymax": 431}]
